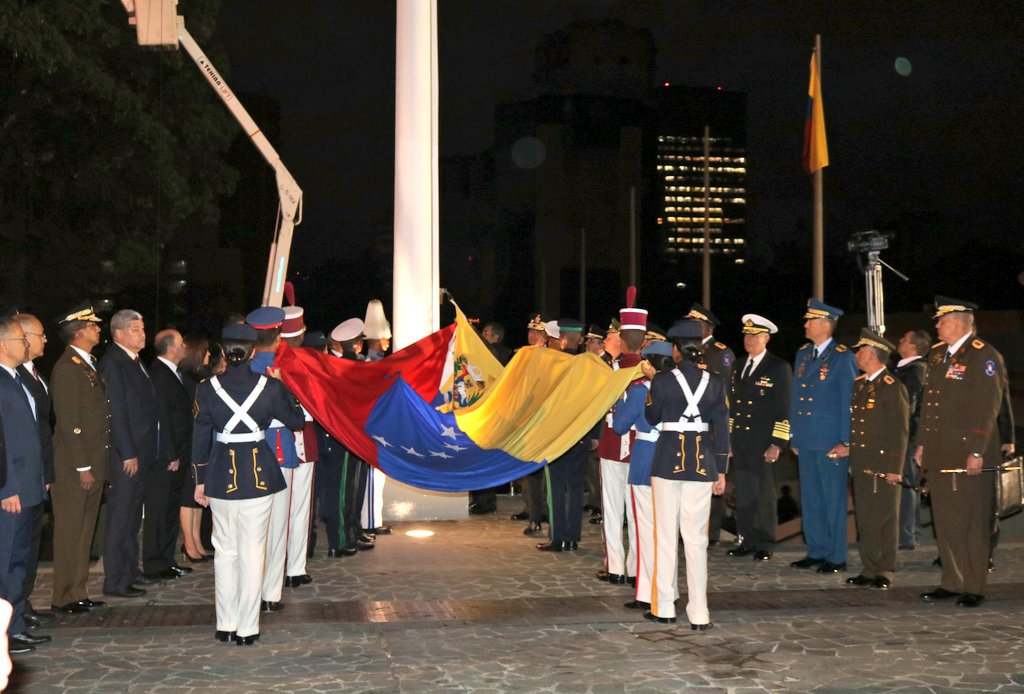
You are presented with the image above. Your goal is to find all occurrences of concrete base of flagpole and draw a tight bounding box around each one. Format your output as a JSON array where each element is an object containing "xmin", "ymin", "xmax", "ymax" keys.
[{"xmin": 383, "ymin": 479, "xmax": 467, "ymax": 521}]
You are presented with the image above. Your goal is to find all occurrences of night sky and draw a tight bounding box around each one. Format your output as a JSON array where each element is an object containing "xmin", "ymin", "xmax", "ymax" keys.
[{"xmin": 209, "ymin": 1, "xmax": 1024, "ymax": 325}]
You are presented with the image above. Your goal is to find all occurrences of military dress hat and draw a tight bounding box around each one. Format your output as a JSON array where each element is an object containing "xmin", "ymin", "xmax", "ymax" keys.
[
  {"xmin": 606, "ymin": 318, "xmax": 621, "ymax": 335},
  {"xmin": 223, "ymin": 323, "xmax": 257, "ymax": 342},
  {"xmin": 57, "ymin": 301, "xmax": 103, "ymax": 325},
  {"xmin": 246, "ymin": 306, "xmax": 286, "ymax": 329},
  {"xmin": 559, "ymin": 318, "xmax": 584, "ymax": 333},
  {"xmin": 741, "ymin": 313, "xmax": 778, "ymax": 335},
  {"xmin": 527, "ymin": 312, "xmax": 546, "ymax": 331},
  {"xmin": 853, "ymin": 327, "xmax": 896, "ymax": 354},
  {"xmin": 302, "ymin": 330, "xmax": 327, "ymax": 348},
  {"xmin": 619, "ymin": 286, "xmax": 648, "ymax": 331},
  {"xmin": 364, "ymin": 299, "xmax": 392, "ymax": 340},
  {"xmin": 667, "ymin": 320, "xmax": 703, "ymax": 339},
  {"xmin": 803, "ymin": 298, "xmax": 844, "ymax": 320},
  {"xmin": 686, "ymin": 303, "xmax": 720, "ymax": 327},
  {"xmin": 281, "ymin": 306, "xmax": 307, "ymax": 338},
  {"xmin": 544, "ymin": 320, "xmax": 561, "ymax": 339},
  {"xmin": 585, "ymin": 324, "xmax": 606, "ymax": 341},
  {"xmin": 331, "ymin": 318, "xmax": 365, "ymax": 343},
  {"xmin": 932, "ymin": 296, "xmax": 978, "ymax": 319},
  {"xmin": 641, "ymin": 341, "xmax": 673, "ymax": 358},
  {"xmin": 645, "ymin": 322, "xmax": 667, "ymax": 342}
]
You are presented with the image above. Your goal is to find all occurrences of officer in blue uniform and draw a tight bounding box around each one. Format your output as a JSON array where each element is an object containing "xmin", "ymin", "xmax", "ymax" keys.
[
  {"xmin": 789, "ymin": 299, "xmax": 857, "ymax": 574},
  {"xmin": 645, "ymin": 320, "xmax": 729, "ymax": 630},
  {"xmin": 192, "ymin": 323, "xmax": 303, "ymax": 646}
]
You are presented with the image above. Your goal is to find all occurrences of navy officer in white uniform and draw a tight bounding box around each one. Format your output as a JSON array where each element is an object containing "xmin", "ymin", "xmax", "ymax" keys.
[
  {"xmin": 645, "ymin": 320, "xmax": 729, "ymax": 630},
  {"xmin": 192, "ymin": 322, "xmax": 303, "ymax": 646}
]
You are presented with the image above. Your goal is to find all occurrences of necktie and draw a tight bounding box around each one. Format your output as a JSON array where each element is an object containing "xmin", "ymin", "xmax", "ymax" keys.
[
  {"xmin": 741, "ymin": 358, "xmax": 754, "ymax": 380},
  {"xmin": 32, "ymin": 365, "xmax": 40, "ymax": 381},
  {"xmin": 812, "ymin": 347, "xmax": 819, "ymax": 361}
]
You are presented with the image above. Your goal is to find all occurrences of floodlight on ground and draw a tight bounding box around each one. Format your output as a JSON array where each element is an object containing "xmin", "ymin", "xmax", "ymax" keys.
[{"xmin": 406, "ymin": 530, "xmax": 435, "ymax": 538}]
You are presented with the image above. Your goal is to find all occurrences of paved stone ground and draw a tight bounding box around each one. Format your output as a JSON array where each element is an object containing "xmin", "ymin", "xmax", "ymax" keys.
[{"xmin": 8, "ymin": 496, "xmax": 1024, "ymax": 693}]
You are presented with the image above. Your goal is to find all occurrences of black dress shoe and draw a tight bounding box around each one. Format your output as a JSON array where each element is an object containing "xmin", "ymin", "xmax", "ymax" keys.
[
  {"xmin": 284, "ymin": 574, "xmax": 313, "ymax": 588},
  {"xmin": 872, "ymin": 576, "xmax": 891, "ymax": 590},
  {"xmin": 215, "ymin": 630, "xmax": 236, "ymax": 642},
  {"xmin": 845, "ymin": 575, "xmax": 873, "ymax": 586},
  {"xmin": 589, "ymin": 515, "xmax": 604, "ymax": 525},
  {"xmin": 626, "ymin": 576, "xmax": 636, "ymax": 586},
  {"xmin": 791, "ymin": 556, "xmax": 825, "ymax": 569},
  {"xmin": 920, "ymin": 587, "xmax": 961, "ymax": 602},
  {"xmin": 468, "ymin": 503, "xmax": 496, "ymax": 515},
  {"xmin": 169, "ymin": 565, "xmax": 193, "ymax": 576},
  {"xmin": 511, "ymin": 511, "xmax": 530, "ymax": 521},
  {"xmin": 354, "ymin": 540, "xmax": 375, "ymax": 551},
  {"xmin": 816, "ymin": 562, "xmax": 846, "ymax": 574},
  {"xmin": 624, "ymin": 600, "xmax": 650, "ymax": 610},
  {"xmin": 932, "ymin": 556, "xmax": 942, "ymax": 567},
  {"xmin": 359, "ymin": 533, "xmax": 376, "ymax": 544},
  {"xmin": 597, "ymin": 571, "xmax": 626, "ymax": 584},
  {"xmin": 727, "ymin": 546, "xmax": 751, "ymax": 557},
  {"xmin": 260, "ymin": 600, "xmax": 284, "ymax": 613},
  {"xmin": 135, "ymin": 575, "xmax": 161, "ymax": 585},
  {"xmin": 753, "ymin": 551, "xmax": 773, "ymax": 561},
  {"xmin": 566, "ymin": 541, "xmax": 579, "ymax": 551},
  {"xmin": 523, "ymin": 522, "xmax": 545, "ymax": 537},
  {"xmin": 24, "ymin": 614, "xmax": 49, "ymax": 629},
  {"xmin": 234, "ymin": 633, "xmax": 260, "ymax": 646},
  {"xmin": 988, "ymin": 558, "xmax": 994, "ymax": 573},
  {"xmin": 10, "ymin": 632, "xmax": 51, "ymax": 646},
  {"xmin": 25, "ymin": 609, "xmax": 55, "ymax": 625},
  {"xmin": 8, "ymin": 636, "xmax": 34, "ymax": 653},
  {"xmin": 690, "ymin": 622, "xmax": 715, "ymax": 631},
  {"xmin": 144, "ymin": 569, "xmax": 178, "ymax": 581},
  {"xmin": 327, "ymin": 548, "xmax": 348, "ymax": 558},
  {"xmin": 52, "ymin": 602, "xmax": 89, "ymax": 614},
  {"xmin": 77, "ymin": 599, "xmax": 105, "ymax": 608},
  {"xmin": 103, "ymin": 586, "xmax": 147, "ymax": 598},
  {"xmin": 371, "ymin": 526, "xmax": 392, "ymax": 535},
  {"xmin": 536, "ymin": 541, "xmax": 564, "ymax": 552},
  {"xmin": 956, "ymin": 593, "xmax": 984, "ymax": 608},
  {"xmin": 642, "ymin": 611, "xmax": 676, "ymax": 624}
]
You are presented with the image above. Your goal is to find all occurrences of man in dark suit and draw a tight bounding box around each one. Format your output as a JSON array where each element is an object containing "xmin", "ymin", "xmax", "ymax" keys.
[
  {"xmin": 894, "ymin": 329, "xmax": 929, "ymax": 550},
  {"xmin": 99, "ymin": 309, "xmax": 160, "ymax": 598},
  {"xmin": 727, "ymin": 315, "xmax": 792, "ymax": 562},
  {"xmin": 0, "ymin": 317, "xmax": 52, "ymax": 653},
  {"xmin": 49, "ymin": 303, "xmax": 110, "ymax": 614},
  {"xmin": 13, "ymin": 313, "xmax": 56, "ymax": 629},
  {"xmin": 146, "ymin": 329, "xmax": 193, "ymax": 580}
]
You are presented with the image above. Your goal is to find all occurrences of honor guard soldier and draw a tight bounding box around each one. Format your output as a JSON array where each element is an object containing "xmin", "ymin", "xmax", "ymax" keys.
[
  {"xmin": 916, "ymin": 297, "xmax": 1006, "ymax": 608},
  {"xmin": 644, "ymin": 320, "xmax": 728, "ymax": 629},
  {"xmin": 727, "ymin": 315, "xmax": 792, "ymax": 562},
  {"xmin": 514, "ymin": 313, "xmax": 550, "ymax": 533},
  {"xmin": 685, "ymin": 303, "xmax": 734, "ymax": 545},
  {"xmin": 614, "ymin": 340, "xmax": 673, "ymax": 611},
  {"xmin": 603, "ymin": 319, "xmax": 622, "ymax": 366},
  {"xmin": 361, "ymin": 300, "xmax": 392, "ymax": 536},
  {"xmin": 595, "ymin": 290, "xmax": 647, "ymax": 577},
  {"xmin": 192, "ymin": 322, "xmax": 304, "ymax": 645},
  {"xmin": 789, "ymin": 299, "xmax": 857, "ymax": 574},
  {"xmin": 846, "ymin": 330, "xmax": 909, "ymax": 589}
]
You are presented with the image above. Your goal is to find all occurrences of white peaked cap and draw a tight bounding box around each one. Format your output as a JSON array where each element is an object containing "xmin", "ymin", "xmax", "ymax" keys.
[
  {"xmin": 363, "ymin": 299, "xmax": 392, "ymax": 340},
  {"xmin": 331, "ymin": 318, "xmax": 364, "ymax": 343},
  {"xmin": 545, "ymin": 320, "xmax": 560, "ymax": 339}
]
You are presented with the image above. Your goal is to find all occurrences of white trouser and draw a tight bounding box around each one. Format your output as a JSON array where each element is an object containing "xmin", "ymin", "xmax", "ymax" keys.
[
  {"xmin": 261, "ymin": 487, "xmax": 290, "ymax": 603},
  {"xmin": 600, "ymin": 459, "xmax": 635, "ymax": 577},
  {"xmin": 285, "ymin": 463, "xmax": 315, "ymax": 577},
  {"xmin": 650, "ymin": 477, "xmax": 712, "ymax": 624},
  {"xmin": 210, "ymin": 495, "xmax": 274, "ymax": 638},
  {"xmin": 629, "ymin": 484, "xmax": 660, "ymax": 605},
  {"xmin": 361, "ymin": 466, "xmax": 387, "ymax": 530}
]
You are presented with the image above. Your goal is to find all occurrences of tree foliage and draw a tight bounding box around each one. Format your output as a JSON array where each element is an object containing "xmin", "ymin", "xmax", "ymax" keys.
[{"xmin": 0, "ymin": 0, "xmax": 238, "ymax": 311}]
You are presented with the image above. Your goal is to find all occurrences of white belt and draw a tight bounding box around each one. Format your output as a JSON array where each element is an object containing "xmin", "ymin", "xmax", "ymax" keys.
[
  {"xmin": 605, "ymin": 413, "xmax": 614, "ymax": 425},
  {"xmin": 662, "ymin": 422, "xmax": 709, "ymax": 433},
  {"xmin": 216, "ymin": 431, "xmax": 265, "ymax": 443},
  {"xmin": 635, "ymin": 430, "xmax": 660, "ymax": 442}
]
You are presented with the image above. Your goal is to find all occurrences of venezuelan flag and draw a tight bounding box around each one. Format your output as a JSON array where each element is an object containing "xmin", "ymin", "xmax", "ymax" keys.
[
  {"xmin": 277, "ymin": 309, "xmax": 641, "ymax": 492},
  {"xmin": 802, "ymin": 51, "xmax": 829, "ymax": 174}
]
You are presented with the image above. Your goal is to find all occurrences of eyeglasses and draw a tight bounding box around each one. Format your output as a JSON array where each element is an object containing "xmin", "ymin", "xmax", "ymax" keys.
[
  {"xmin": 24, "ymin": 332, "xmax": 46, "ymax": 339},
  {"xmin": 0, "ymin": 337, "xmax": 29, "ymax": 346}
]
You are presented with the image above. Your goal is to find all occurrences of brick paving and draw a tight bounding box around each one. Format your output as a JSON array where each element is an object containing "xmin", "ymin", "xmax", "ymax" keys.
[{"xmin": 9, "ymin": 496, "xmax": 1024, "ymax": 692}]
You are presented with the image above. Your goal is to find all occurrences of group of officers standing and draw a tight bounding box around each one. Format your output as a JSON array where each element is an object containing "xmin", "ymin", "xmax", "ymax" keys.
[
  {"xmin": 0, "ymin": 296, "xmax": 397, "ymax": 653},
  {"xmin": 502, "ymin": 292, "xmax": 1012, "ymax": 628}
]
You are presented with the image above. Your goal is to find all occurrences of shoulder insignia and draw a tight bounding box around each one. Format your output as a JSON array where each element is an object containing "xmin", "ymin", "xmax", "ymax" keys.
[
  {"xmin": 798, "ymin": 343, "xmax": 812, "ymax": 352},
  {"xmin": 972, "ymin": 339, "xmax": 985, "ymax": 349},
  {"xmin": 71, "ymin": 355, "xmax": 82, "ymax": 365},
  {"xmin": 883, "ymin": 374, "xmax": 895, "ymax": 385},
  {"xmin": 835, "ymin": 344, "xmax": 848, "ymax": 352},
  {"xmin": 931, "ymin": 341, "xmax": 945, "ymax": 350},
  {"xmin": 714, "ymin": 341, "xmax": 727, "ymax": 350},
  {"xmin": 855, "ymin": 374, "xmax": 866, "ymax": 381}
]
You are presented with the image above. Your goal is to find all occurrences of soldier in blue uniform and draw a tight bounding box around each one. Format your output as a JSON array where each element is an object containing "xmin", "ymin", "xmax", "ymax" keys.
[
  {"xmin": 645, "ymin": 321, "xmax": 729, "ymax": 630},
  {"xmin": 789, "ymin": 299, "xmax": 857, "ymax": 574},
  {"xmin": 192, "ymin": 323, "xmax": 304, "ymax": 646}
]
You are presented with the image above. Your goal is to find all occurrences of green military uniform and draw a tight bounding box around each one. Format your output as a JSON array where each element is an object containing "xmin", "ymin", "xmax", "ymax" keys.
[
  {"xmin": 919, "ymin": 301, "xmax": 1005, "ymax": 599},
  {"xmin": 849, "ymin": 330, "xmax": 909, "ymax": 584}
]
